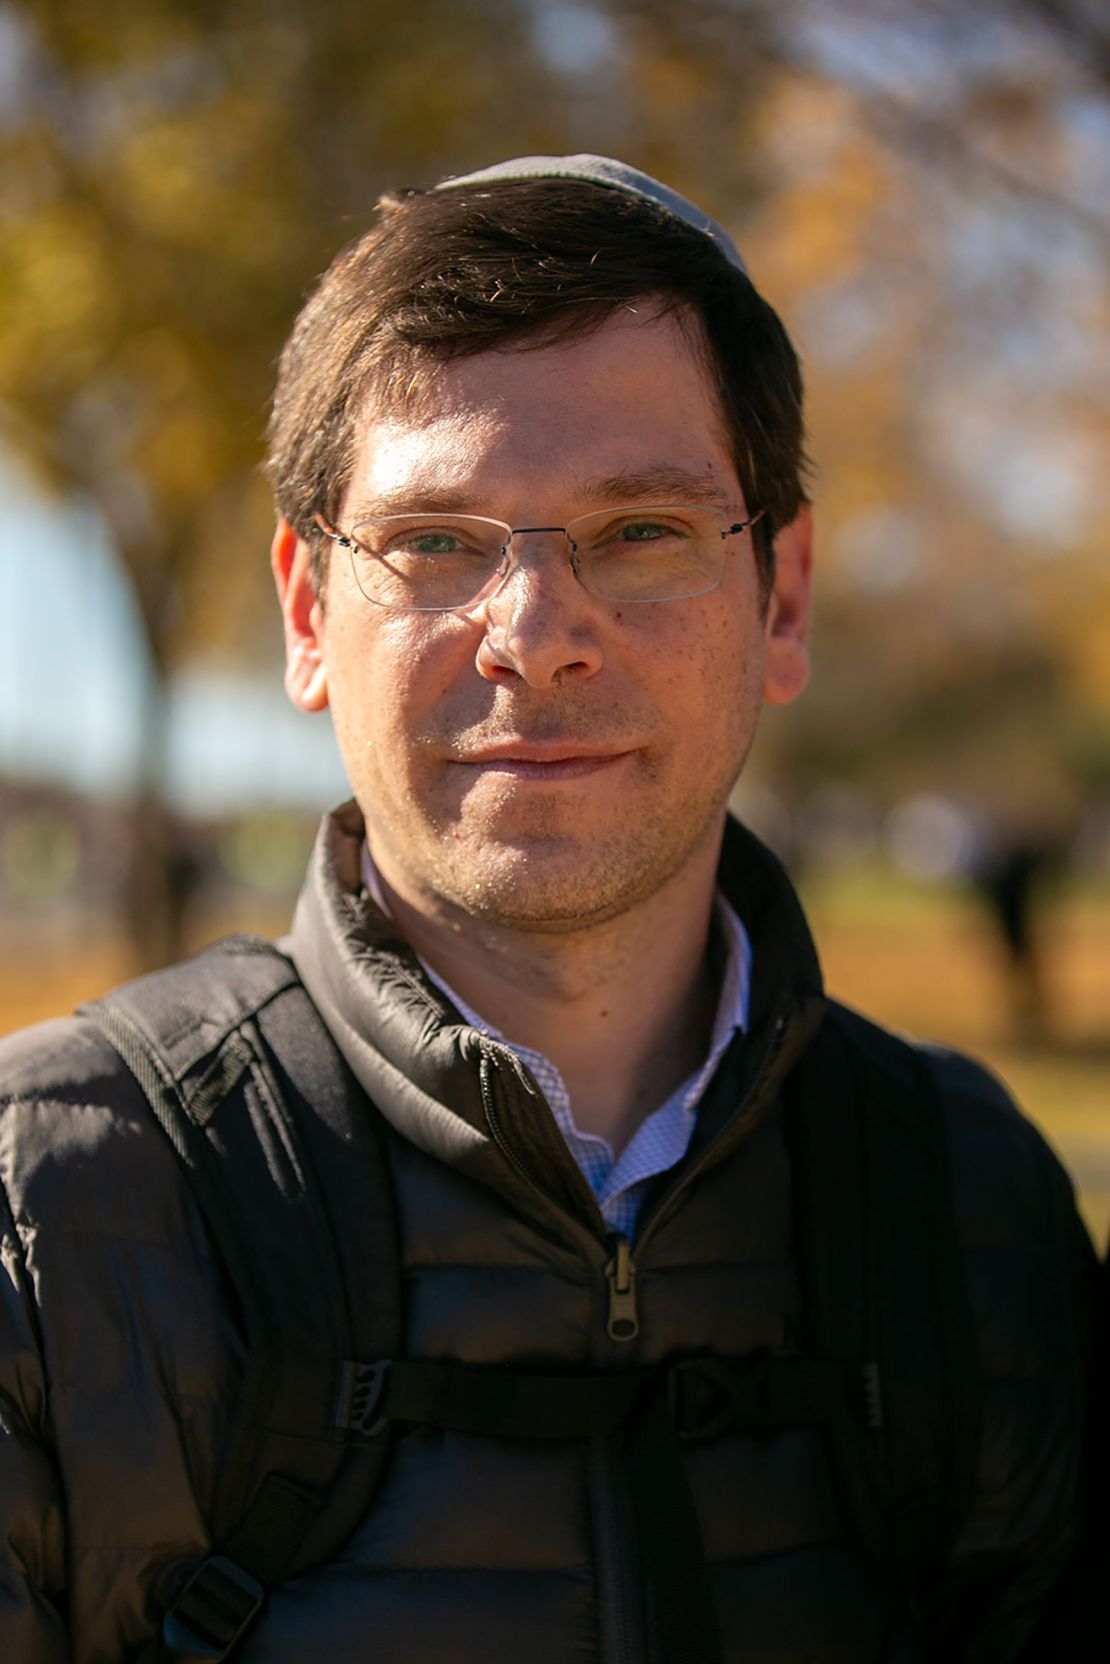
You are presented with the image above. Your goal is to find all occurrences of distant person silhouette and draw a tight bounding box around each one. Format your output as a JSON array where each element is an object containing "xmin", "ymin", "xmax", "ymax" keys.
[{"xmin": 971, "ymin": 830, "xmax": 1060, "ymax": 1042}]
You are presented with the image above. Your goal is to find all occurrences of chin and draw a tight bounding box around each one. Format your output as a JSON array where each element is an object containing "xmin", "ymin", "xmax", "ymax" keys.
[{"xmin": 425, "ymin": 828, "xmax": 687, "ymax": 933}]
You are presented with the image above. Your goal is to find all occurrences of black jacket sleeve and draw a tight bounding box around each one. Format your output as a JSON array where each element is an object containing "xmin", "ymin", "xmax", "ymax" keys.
[
  {"xmin": 920, "ymin": 1048, "xmax": 1095, "ymax": 1662},
  {"xmin": 0, "ymin": 1155, "xmax": 69, "ymax": 1662}
]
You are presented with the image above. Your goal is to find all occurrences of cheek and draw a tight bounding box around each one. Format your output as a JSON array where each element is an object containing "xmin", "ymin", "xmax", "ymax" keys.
[
  {"xmin": 645, "ymin": 603, "xmax": 760, "ymax": 711},
  {"xmin": 324, "ymin": 610, "xmax": 465, "ymax": 762}
]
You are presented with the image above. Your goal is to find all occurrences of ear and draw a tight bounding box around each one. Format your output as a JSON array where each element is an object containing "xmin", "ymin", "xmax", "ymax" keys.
[
  {"xmin": 271, "ymin": 517, "xmax": 329, "ymax": 712},
  {"xmin": 762, "ymin": 504, "xmax": 813, "ymax": 707}
]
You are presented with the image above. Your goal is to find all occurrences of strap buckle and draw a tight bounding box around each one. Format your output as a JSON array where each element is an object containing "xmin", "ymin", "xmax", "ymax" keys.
[
  {"xmin": 668, "ymin": 1351, "xmax": 755, "ymax": 1444},
  {"xmin": 161, "ymin": 1555, "xmax": 264, "ymax": 1662},
  {"xmin": 667, "ymin": 1356, "xmax": 768, "ymax": 1442}
]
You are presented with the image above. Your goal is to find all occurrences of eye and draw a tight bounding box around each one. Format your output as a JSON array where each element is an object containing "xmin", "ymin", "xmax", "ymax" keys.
[
  {"xmin": 584, "ymin": 512, "xmax": 694, "ymax": 553},
  {"xmin": 353, "ymin": 519, "xmax": 496, "ymax": 563},
  {"xmin": 389, "ymin": 530, "xmax": 469, "ymax": 558},
  {"xmin": 614, "ymin": 518, "xmax": 676, "ymax": 543}
]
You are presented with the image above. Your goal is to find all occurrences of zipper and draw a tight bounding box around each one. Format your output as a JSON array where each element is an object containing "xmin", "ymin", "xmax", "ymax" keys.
[
  {"xmin": 479, "ymin": 1044, "xmax": 641, "ymax": 1347},
  {"xmin": 476, "ymin": 997, "xmax": 805, "ymax": 1664},
  {"xmin": 479, "ymin": 1038, "xmax": 659, "ymax": 1650},
  {"xmin": 591, "ymin": 1437, "xmax": 638, "ymax": 1664},
  {"xmin": 478, "ymin": 1042, "xmax": 607, "ymax": 1251},
  {"xmin": 479, "ymin": 1004, "xmax": 801, "ymax": 1324},
  {"xmin": 604, "ymin": 1234, "xmax": 639, "ymax": 1342},
  {"xmin": 480, "ymin": 1044, "xmax": 645, "ymax": 1661}
]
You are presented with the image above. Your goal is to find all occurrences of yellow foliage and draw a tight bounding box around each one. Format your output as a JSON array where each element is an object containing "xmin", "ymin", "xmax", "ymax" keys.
[
  {"xmin": 747, "ymin": 73, "xmax": 894, "ymax": 294},
  {"xmin": 0, "ymin": 0, "xmax": 1107, "ymax": 813},
  {"xmin": 0, "ymin": 202, "xmax": 119, "ymax": 380}
]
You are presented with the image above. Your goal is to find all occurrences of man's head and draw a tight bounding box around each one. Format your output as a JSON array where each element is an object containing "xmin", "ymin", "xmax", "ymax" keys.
[
  {"xmin": 270, "ymin": 156, "xmax": 813, "ymax": 934},
  {"xmin": 266, "ymin": 154, "xmax": 808, "ymax": 602}
]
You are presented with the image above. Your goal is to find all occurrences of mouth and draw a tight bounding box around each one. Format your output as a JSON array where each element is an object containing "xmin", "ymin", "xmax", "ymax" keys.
[{"xmin": 450, "ymin": 742, "xmax": 634, "ymax": 781}]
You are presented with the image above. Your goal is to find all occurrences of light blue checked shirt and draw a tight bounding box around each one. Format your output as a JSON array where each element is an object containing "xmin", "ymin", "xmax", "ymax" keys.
[{"xmin": 361, "ymin": 847, "xmax": 751, "ymax": 1236}]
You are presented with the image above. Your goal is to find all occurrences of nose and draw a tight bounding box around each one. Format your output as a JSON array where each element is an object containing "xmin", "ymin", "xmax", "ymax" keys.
[{"xmin": 470, "ymin": 532, "xmax": 604, "ymax": 688}]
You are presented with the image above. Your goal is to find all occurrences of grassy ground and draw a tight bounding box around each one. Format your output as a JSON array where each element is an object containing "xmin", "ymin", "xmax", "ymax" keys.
[
  {"xmin": 4, "ymin": 868, "xmax": 1109, "ymax": 1244},
  {"xmin": 800, "ymin": 868, "xmax": 1110, "ymax": 1246}
]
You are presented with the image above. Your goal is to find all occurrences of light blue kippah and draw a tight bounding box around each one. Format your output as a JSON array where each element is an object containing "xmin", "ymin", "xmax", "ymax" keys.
[{"xmin": 434, "ymin": 152, "xmax": 748, "ymax": 276}]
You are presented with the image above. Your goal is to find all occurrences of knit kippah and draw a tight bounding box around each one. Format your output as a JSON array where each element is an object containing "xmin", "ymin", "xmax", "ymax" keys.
[{"xmin": 434, "ymin": 152, "xmax": 748, "ymax": 276}]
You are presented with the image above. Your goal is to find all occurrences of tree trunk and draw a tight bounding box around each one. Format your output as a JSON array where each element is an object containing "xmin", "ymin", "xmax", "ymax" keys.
[{"xmin": 121, "ymin": 674, "xmax": 197, "ymax": 973}]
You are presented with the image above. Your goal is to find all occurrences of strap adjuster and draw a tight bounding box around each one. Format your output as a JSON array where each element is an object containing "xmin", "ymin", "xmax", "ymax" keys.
[
  {"xmin": 335, "ymin": 1359, "xmax": 392, "ymax": 1438},
  {"xmin": 667, "ymin": 1353, "xmax": 868, "ymax": 1442},
  {"xmin": 668, "ymin": 1356, "xmax": 764, "ymax": 1442},
  {"xmin": 161, "ymin": 1555, "xmax": 264, "ymax": 1662}
]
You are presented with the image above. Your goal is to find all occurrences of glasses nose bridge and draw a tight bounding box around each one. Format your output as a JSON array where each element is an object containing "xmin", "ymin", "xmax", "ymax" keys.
[{"xmin": 495, "ymin": 521, "xmax": 577, "ymax": 585}]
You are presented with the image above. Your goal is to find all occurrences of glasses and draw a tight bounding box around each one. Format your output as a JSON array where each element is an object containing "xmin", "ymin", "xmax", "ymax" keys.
[{"xmin": 313, "ymin": 503, "xmax": 766, "ymax": 612}]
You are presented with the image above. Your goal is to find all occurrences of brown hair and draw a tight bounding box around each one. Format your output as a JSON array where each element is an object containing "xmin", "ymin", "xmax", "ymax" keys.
[{"xmin": 265, "ymin": 178, "xmax": 809, "ymax": 593}]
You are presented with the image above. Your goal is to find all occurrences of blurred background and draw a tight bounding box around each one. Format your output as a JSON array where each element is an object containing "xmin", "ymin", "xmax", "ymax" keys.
[{"xmin": 1, "ymin": 0, "xmax": 1108, "ymax": 1235}]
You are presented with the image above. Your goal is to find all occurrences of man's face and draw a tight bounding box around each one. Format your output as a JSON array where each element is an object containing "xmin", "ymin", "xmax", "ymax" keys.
[{"xmin": 276, "ymin": 306, "xmax": 812, "ymax": 930}]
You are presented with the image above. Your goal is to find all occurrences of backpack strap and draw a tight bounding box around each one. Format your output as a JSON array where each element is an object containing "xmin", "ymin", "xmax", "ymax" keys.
[
  {"xmin": 85, "ymin": 942, "xmax": 978, "ymax": 1658},
  {"xmin": 785, "ymin": 1006, "xmax": 980, "ymax": 1599},
  {"xmin": 82, "ymin": 935, "xmax": 402, "ymax": 1663}
]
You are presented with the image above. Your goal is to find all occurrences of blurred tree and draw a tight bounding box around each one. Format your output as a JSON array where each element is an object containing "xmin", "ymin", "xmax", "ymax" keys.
[
  {"xmin": 0, "ymin": 0, "xmax": 1107, "ymax": 965},
  {"xmin": 743, "ymin": 0, "xmax": 1110, "ymax": 828},
  {"xmin": 0, "ymin": 0, "xmax": 781, "ymax": 964}
]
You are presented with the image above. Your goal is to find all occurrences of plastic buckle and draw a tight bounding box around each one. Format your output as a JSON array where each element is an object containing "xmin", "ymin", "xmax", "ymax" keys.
[
  {"xmin": 668, "ymin": 1356, "xmax": 769, "ymax": 1442},
  {"xmin": 161, "ymin": 1555, "xmax": 264, "ymax": 1662},
  {"xmin": 861, "ymin": 1360, "xmax": 884, "ymax": 1430},
  {"xmin": 335, "ymin": 1359, "xmax": 392, "ymax": 1439}
]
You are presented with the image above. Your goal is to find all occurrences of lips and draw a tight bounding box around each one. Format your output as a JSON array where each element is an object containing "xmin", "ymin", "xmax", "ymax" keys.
[
  {"xmin": 448, "ymin": 741, "xmax": 634, "ymax": 781},
  {"xmin": 454, "ymin": 742, "xmax": 631, "ymax": 764}
]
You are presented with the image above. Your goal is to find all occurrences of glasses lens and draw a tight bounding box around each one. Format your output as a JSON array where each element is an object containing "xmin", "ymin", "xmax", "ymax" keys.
[
  {"xmin": 568, "ymin": 505, "xmax": 729, "ymax": 603},
  {"xmin": 348, "ymin": 515, "xmax": 507, "ymax": 610}
]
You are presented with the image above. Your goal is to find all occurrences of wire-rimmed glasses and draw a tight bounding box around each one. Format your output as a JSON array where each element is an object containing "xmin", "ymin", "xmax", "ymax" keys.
[{"xmin": 313, "ymin": 503, "xmax": 766, "ymax": 611}]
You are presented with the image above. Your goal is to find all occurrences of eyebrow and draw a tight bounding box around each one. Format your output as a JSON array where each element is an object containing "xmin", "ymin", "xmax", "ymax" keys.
[
  {"xmin": 346, "ymin": 465, "xmax": 733, "ymax": 523},
  {"xmin": 582, "ymin": 467, "xmax": 733, "ymax": 509}
]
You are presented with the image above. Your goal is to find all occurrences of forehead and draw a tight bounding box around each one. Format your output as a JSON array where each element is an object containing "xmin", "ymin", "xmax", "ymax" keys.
[{"xmin": 343, "ymin": 307, "xmax": 739, "ymax": 518}]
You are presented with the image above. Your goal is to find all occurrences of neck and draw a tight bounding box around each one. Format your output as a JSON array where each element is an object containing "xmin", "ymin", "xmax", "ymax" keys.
[{"xmin": 369, "ymin": 833, "xmax": 725, "ymax": 1153}]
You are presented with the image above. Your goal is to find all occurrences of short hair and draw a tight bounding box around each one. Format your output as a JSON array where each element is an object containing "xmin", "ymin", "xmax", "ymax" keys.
[{"xmin": 265, "ymin": 178, "xmax": 809, "ymax": 594}]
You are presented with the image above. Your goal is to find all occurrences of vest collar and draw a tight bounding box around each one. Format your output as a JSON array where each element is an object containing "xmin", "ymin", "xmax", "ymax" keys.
[{"xmin": 285, "ymin": 801, "xmax": 826, "ymax": 1217}]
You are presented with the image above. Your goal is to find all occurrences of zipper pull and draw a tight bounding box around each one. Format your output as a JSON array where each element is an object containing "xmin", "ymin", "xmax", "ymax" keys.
[{"xmin": 605, "ymin": 1234, "xmax": 639, "ymax": 1342}]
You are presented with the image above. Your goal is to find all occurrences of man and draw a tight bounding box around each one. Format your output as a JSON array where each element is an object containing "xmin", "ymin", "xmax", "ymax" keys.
[{"xmin": 0, "ymin": 155, "xmax": 1093, "ymax": 1663}]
